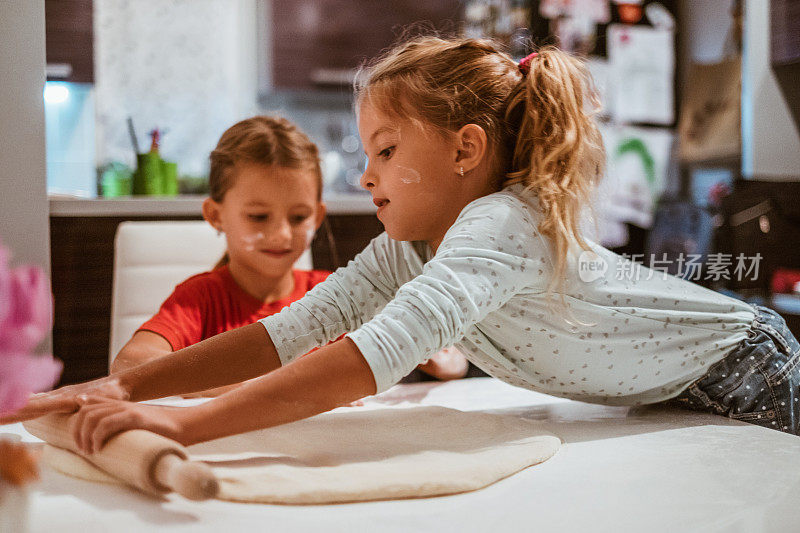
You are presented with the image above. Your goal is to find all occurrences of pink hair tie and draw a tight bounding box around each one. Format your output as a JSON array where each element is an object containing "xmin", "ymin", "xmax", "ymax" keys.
[{"xmin": 518, "ymin": 52, "xmax": 538, "ymax": 75}]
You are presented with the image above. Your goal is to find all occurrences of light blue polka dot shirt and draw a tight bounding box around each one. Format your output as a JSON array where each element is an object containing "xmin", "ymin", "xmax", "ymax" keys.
[{"xmin": 260, "ymin": 184, "xmax": 757, "ymax": 406}]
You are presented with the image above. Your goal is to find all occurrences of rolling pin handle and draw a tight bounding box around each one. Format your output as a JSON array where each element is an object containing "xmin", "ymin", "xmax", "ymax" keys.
[{"xmin": 153, "ymin": 453, "xmax": 219, "ymax": 501}]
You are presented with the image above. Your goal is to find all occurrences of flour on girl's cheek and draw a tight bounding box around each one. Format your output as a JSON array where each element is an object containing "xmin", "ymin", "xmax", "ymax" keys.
[
  {"xmin": 240, "ymin": 232, "xmax": 266, "ymax": 252},
  {"xmin": 304, "ymin": 227, "xmax": 316, "ymax": 247},
  {"xmin": 396, "ymin": 165, "xmax": 422, "ymax": 184}
]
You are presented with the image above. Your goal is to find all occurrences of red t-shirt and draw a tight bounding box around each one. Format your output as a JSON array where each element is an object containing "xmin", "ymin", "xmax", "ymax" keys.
[{"xmin": 138, "ymin": 266, "xmax": 331, "ymax": 351}]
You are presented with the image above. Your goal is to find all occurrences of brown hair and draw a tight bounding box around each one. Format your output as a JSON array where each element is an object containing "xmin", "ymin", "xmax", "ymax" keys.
[
  {"xmin": 209, "ymin": 115, "xmax": 323, "ymax": 268},
  {"xmin": 355, "ymin": 36, "xmax": 604, "ymax": 306}
]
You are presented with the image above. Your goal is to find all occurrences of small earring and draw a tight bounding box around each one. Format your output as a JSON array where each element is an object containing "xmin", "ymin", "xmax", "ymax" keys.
[
  {"xmin": 216, "ymin": 228, "xmax": 223, "ymax": 236},
  {"xmin": 459, "ymin": 166, "xmax": 465, "ymax": 177}
]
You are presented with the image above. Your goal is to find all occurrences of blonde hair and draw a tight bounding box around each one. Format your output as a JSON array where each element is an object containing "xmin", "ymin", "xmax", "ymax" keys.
[
  {"xmin": 209, "ymin": 115, "xmax": 322, "ymax": 202},
  {"xmin": 355, "ymin": 36, "xmax": 604, "ymax": 302},
  {"xmin": 208, "ymin": 115, "xmax": 322, "ymax": 268}
]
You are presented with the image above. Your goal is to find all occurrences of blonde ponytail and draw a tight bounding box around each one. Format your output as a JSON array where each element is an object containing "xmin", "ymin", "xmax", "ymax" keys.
[{"xmin": 503, "ymin": 47, "xmax": 605, "ymax": 301}]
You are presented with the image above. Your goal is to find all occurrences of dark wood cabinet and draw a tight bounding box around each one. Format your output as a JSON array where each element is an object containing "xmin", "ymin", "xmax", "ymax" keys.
[
  {"xmin": 271, "ymin": 0, "xmax": 463, "ymax": 89},
  {"xmin": 771, "ymin": 0, "xmax": 800, "ymax": 65},
  {"xmin": 45, "ymin": 0, "xmax": 94, "ymax": 83},
  {"xmin": 50, "ymin": 213, "xmax": 383, "ymax": 385},
  {"xmin": 770, "ymin": 0, "xmax": 800, "ymax": 131}
]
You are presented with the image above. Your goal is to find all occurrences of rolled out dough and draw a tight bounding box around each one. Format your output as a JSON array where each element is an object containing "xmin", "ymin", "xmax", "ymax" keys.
[{"xmin": 41, "ymin": 406, "xmax": 561, "ymax": 504}]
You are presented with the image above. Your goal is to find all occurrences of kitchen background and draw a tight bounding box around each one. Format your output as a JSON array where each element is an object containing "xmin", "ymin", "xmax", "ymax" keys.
[
  {"xmin": 45, "ymin": 0, "xmax": 800, "ymax": 238},
  {"xmin": 33, "ymin": 0, "xmax": 800, "ymax": 384}
]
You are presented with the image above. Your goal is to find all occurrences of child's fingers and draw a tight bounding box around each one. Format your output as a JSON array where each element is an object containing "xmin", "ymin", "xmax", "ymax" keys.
[
  {"xmin": 71, "ymin": 403, "xmax": 100, "ymax": 453},
  {"xmin": 0, "ymin": 395, "xmax": 80, "ymax": 425},
  {"xmin": 89, "ymin": 412, "xmax": 134, "ymax": 454},
  {"xmin": 0, "ymin": 377, "xmax": 130, "ymax": 426},
  {"xmin": 72, "ymin": 403, "xmax": 122, "ymax": 454},
  {"xmin": 71, "ymin": 394, "xmax": 121, "ymax": 451}
]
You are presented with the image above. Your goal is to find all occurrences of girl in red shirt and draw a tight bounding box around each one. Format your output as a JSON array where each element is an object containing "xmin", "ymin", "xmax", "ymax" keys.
[{"xmin": 110, "ymin": 116, "xmax": 468, "ymax": 392}]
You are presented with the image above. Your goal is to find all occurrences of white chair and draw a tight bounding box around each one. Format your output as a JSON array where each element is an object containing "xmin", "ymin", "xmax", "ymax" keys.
[{"xmin": 109, "ymin": 221, "xmax": 312, "ymax": 368}]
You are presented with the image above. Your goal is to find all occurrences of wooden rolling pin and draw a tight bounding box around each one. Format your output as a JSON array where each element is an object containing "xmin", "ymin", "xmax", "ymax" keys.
[{"xmin": 23, "ymin": 412, "xmax": 219, "ymax": 500}]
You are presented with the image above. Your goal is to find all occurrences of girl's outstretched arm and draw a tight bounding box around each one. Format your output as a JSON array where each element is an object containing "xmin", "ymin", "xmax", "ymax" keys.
[
  {"xmin": 120, "ymin": 323, "xmax": 281, "ymax": 401},
  {"xmin": 110, "ymin": 331, "xmax": 173, "ymax": 374},
  {"xmin": 0, "ymin": 323, "xmax": 282, "ymax": 425},
  {"xmin": 72, "ymin": 336, "xmax": 375, "ymax": 452}
]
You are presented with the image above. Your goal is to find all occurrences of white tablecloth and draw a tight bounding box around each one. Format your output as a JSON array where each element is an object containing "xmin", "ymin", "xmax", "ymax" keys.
[{"xmin": 2, "ymin": 377, "xmax": 799, "ymax": 533}]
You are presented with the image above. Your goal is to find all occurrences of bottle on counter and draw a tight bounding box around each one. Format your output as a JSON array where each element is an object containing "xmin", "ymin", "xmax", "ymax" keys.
[{"xmin": 132, "ymin": 128, "xmax": 178, "ymax": 196}]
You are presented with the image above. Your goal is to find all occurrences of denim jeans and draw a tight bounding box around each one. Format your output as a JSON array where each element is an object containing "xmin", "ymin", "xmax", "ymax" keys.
[{"xmin": 665, "ymin": 305, "xmax": 800, "ymax": 435}]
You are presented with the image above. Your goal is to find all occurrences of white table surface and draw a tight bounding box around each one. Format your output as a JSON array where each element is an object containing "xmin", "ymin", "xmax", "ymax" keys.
[{"xmin": 2, "ymin": 377, "xmax": 799, "ymax": 533}]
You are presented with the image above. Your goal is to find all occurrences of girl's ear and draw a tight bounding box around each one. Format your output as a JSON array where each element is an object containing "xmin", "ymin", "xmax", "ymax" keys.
[
  {"xmin": 314, "ymin": 202, "xmax": 327, "ymax": 230},
  {"xmin": 202, "ymin": 197, "xmax": 223, "ymax": 233},
  {"xmin": 454, "ymin": 124, "xmax": 488, "ymax": 174}
]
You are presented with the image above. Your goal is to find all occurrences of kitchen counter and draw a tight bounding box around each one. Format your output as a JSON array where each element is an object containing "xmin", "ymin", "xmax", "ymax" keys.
[
  {"xmin": 3, "ymin": 377, "xmax": 799, "ymax": 532},
  {"xmin": 49, "ymin": 193, "xmax": 377, "ymax": 217}
]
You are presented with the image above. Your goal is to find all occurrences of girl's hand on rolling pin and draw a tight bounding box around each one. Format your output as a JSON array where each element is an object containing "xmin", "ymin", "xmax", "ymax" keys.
[
  {"xmin": 0, "ymin": 377, "xmax": 130, "ymax": 425},
  {"xmin": 71, "ymin": 396, "xmax": 187, "ymax": 454}
]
